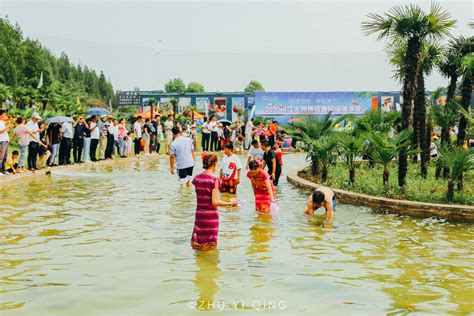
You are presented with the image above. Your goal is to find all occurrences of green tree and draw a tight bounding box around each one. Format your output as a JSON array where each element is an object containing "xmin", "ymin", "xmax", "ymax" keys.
[
  {"xmin": 165, "ymin": 78, "xmax": 186, "ymax": 93},
  {"xmin": 429, "ymin": 88, "xmax": 459, "ymax": 178},
  {"xmin": 337, "ymin": 133, "xmax": 366, "ymax": 185},
  {"xmin": 98, "ymin": 71, "xmax": 109, "ymax": 99},
  {"xmin": 438, "ymin": 147, "xmax": 474, "ymax": 201},
  {"xmin": 305, "ymin": 136, "xmax": 337, "ymax": 182},
  {"xmin": 186, "ymin": 82, "xmax": 205, "ymax": 93},
  {"xmin": 244, "ymin": 80, "xmax": 265, "ymax": 93},
  {"xmin": 0, "ymin": 18, "xmax": 24, "ymax": 86},
  {"xmin": 187, "ymin": 105, "xmax": 198, "ymax": 122},
  {"xmin": 362, "ymin": 2, "xmax": 455, "ymax": 187},
  {"xmin": 170, "ymin": 98, "xmax": 179, "ymax": 119},
  {"xmin": 457, "ymin": 41, "xmax": 474, "ymax": 146},
  {"xmin": 368, "ymin": 129, "xmax": 416, "ymax": 189},
  {"xmin": 284, "ymin": 114, "xmax": 334, "ymax": 176},
  {"xmin": 438, "ymin": 37, "xmax": 467, "ymax": 110},
  {"xmin": 83, "ymin": 66, "xmax": 99, "ymax": 96},
  {"xmin": 56, "ymin": 52, "xmax": 72, "ymax": 83}
]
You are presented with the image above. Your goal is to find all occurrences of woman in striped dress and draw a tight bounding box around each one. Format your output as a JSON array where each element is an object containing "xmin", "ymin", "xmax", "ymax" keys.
[
  {"xmin": 247, "ymin": 160, "xmax": 276, "ymax": 213},
  {"xmin": 191, "ymin": 154, "xmax": 238, "ymax": 251}
]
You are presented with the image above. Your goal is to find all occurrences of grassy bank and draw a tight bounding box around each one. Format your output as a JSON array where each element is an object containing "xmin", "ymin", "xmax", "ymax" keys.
[{"xmin": 299, "ymin": 162, "xmax": 474, "ymax": 205}]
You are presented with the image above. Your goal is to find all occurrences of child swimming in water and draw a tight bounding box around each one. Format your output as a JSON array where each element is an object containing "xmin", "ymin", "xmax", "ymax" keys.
[
  {"xmin": 191, "ymin": 153, "xmax": 238, "ymax": 251},
  {"xmin": 247, "ymin": 159, "xmax": 276, "ymax": 213},
  {"xmin": 304, "ymin": 187, "xmax": 336, "ymax": 221}
]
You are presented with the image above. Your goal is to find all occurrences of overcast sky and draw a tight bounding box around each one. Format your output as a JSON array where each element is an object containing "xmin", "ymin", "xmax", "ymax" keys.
[{"xmin": 1, "ymin": 0, "xmax": 472, "ymax": 92}]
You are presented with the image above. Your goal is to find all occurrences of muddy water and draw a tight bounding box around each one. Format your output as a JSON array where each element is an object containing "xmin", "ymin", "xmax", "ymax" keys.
[{"xmin": 1, "ymin": 154, "xmax": 473, "ymax": 315}]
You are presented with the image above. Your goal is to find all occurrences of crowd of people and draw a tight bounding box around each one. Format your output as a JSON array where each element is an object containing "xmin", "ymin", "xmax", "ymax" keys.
[
  {"xmin": 165, "ymin": 117, "xmax": 334, "ymax": 251},
  {"xmin": 1, "ymin": 108, "xmax": 336, "ymax": 252},
  {"xmin": 0, "ymin": 109, "xmax": 286, "ymax": 176}
]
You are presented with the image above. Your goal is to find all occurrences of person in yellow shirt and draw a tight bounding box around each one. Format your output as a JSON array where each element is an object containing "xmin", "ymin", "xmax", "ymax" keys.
[{"xmin": 6, "ymin": 150, "xmax": 19, "ymax": 174}]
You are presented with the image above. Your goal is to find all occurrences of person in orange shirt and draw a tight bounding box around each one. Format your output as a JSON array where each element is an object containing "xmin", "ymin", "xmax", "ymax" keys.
[{"xmin": 269, "ymin": 121, "xmax": 278, "ymax": 146}]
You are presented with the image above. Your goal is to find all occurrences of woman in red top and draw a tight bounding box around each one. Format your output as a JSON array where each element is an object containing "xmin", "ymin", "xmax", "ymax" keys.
[{"xmin": 247, "ymin": 159, "xmax": 276, "ymax": 213}]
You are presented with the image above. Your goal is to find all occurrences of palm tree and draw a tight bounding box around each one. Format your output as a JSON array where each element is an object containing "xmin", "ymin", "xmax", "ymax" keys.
[
  {"xmin": 342, "ymin": 109, "xmax": 400, "ymax": 134},
  {"xmin": 389, "ymin": 40, "xmax": 441, "ymax": 177},
  {"xmin": 429, "ymin": 88, "xmax": 459, "ymax": 178},
  {"xmin": 368, "ymin": 129, "xmax": 416, "ymax": 189},
  {"xmin": 187, "ymin": 105, "xmax": 198, "ymax": 123},
  {"xmin": 170, "ymin": 98, "xmax": 179, "ymax": 120},
  {"xmin": 457, "ymin": 47, "xmax": 474, "ymax": 146},
  {"xmin": 304, "ymin": 136, "xmax": 337, "ymax": 182},
  {"xmin": 438, "ymin": 37, "xmax": 467, "ymax": 109},
  {"xmin": 362, "ymin": 2, "xmax": 455, "ymax": 187},
  {"xmin": 417, "ymin": 43, "xmax": 442, "ymax": 177},
  {"xmin": 337, "ymin": 133, "xmax": 366, "ymax": 185},
  {"xmin": 284, "ymin": 114, "xmax": 334, "ymax": 176},
  {"xmin": 438, "ymin": 147, "xmax": 474, "ymax": 201}
]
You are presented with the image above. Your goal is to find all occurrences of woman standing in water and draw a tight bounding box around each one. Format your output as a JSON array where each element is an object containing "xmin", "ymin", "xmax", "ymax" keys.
[
  {"xmin": 247, "ymin": 159, "xmax": 276, "ymax": 213},
  {"xmin": 192, "ymin": 154, "xmax": 238, "ymax": 250}
]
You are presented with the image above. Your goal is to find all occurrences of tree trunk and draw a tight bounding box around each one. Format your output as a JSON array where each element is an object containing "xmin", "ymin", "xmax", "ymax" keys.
[
  {"xmin": 412, "ymin": 72, "xmax": 422, "ymax": 163},
  {"xmin": 426, "ymin": 120, "xmax": 432, "ymax": 161},
  {"xmin": 457, "ymin": 74, "xmax": 473, "ymax": 146},
  {"xmin": 383, "ymin": 166, "xmax": 389, "ymax": 190},
  {"xmin": 435, "ymin": 160, "xmax": 442, "ymax": 179},
  {"xmin": 398, "ymin": 38, "xmax": 422, "ymax": 188},
  {"xmin": 447, "ymin": 180, "xmax": 454, "ymax": 201},
  {"xmin": 457, "ymin": 172, "xmax": 463, "ymax": 191},
  {"xmin": 349, "ymin": 166, "xmax": 355, "ymax": 185},
  {"xmin": 322, "ymin": 164, "xmax": 328, "ymax": 183},
  {"xmin": 41, "ymin": 100, "xmax": 48, "ymax": 113},
  {"xmin": 311, "ymin": 159, "xmax": 320, "ymax": 177},
  {"xmin": 446, "ymin": 74, "xmax": 458, "ymax": 102},
  {"xmin": 417, "ymin": 74, "xmax": 428, "ymax": 178}
]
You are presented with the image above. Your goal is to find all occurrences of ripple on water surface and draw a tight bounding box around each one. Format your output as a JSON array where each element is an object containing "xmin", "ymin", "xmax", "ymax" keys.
[{"xmin": 0, "ymin": 154, "xmax": 473, "ymax": 315}]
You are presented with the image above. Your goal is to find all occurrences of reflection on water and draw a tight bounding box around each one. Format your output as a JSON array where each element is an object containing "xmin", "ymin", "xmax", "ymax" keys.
[
  {"xmin": 247, "ymin": 213, "xmax": 275, "ymax": 256},
  {"xmin": 194, "ymin": 250, "xmax": 221, "ymax": 311},
  {"xmin": 0, "ymin": 154, "xmax": 473, "ymax": 314}
]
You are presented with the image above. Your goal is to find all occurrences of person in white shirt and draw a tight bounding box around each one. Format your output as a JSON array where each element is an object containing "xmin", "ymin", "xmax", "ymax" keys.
[
  {"xmin": 245, "ymin": 118, "xmax": 255, "ymax": 150},
  {"xmin": 59, "ymin": 120, "xmax": 74, "ymax": 165},
  {"xmin": 164, "ymin": 114, "xmax": 174, "ymax": 155},
  {"xmin": 26, "ymin": 113, "xmax": 44, "ymax": 170},
  {"xmin": 89, "ymin": 116, "xmax": 100, "ymax": 161},
  {"xmin": 201, "ymin": 118, "xmax": 211, "ymax": 151},
  {"xmin": 217, "ymin": 124, "xmax": 224, "ymax": 151},
  {"xmin": 0, "ymin": 109, "xmax": 11, "ymax": 175},
  {"xmin": 247, "ymin": 139, "xmax": 264, "ymax": 169},
  {"xmin": 430, "ymin": 136, "xmax": 438, "ymax": 158},
  {"xmin": 219, "ymin": 143, "xmax": 242, "ymax": 194},
  {"xmin": 208, "ymin": 116, "xmax": 218, "ymax": 152},
  {"xmin": 133, "ymin": 116, "xmax": 143, "ymax": 156},
  {"xmin": 169, "ymin": 126, "xmax": 195, "ymax": 188},
  {"xmin": 105, "ymin": 116, "xmax": 116, "ymax": 159}
]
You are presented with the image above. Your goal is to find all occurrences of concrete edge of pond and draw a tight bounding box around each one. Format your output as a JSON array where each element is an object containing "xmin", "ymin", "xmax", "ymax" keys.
[{"xmin": 287, "ymin": 168, "xmax": 474, "ymax": 222}]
